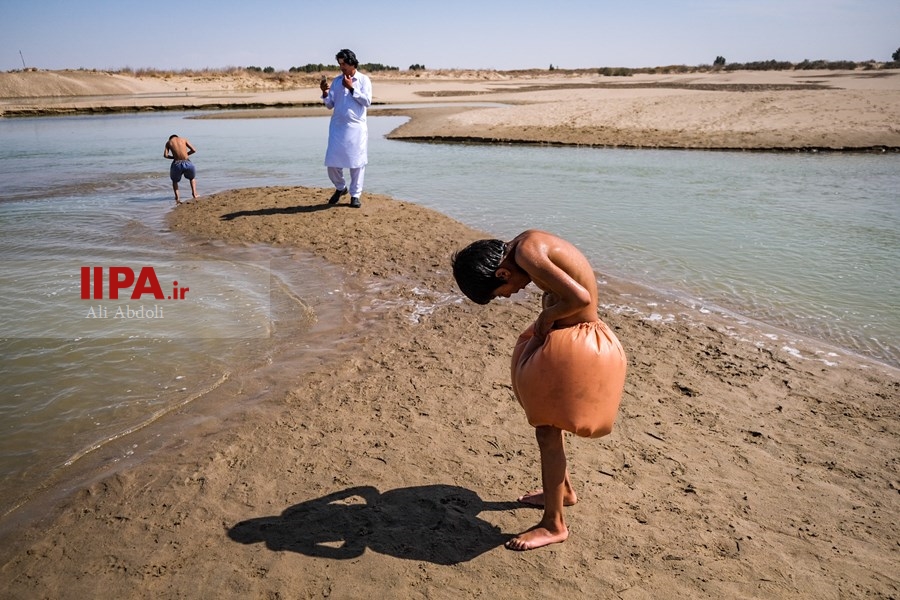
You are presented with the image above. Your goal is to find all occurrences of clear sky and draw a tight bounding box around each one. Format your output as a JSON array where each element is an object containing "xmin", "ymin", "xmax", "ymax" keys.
[{"xmin": 2, "ymin": 0, "xmax": 898, "ymax": 72}]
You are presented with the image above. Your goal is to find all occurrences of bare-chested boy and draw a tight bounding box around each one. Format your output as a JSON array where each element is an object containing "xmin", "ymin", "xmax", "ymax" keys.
[
  {"xmin": 164, "ymin": 134, "xmax": 198, "ymax": 204},
  {"xmin": 452, "ymin": 229, "xmax": 627, "ymax": 551}
]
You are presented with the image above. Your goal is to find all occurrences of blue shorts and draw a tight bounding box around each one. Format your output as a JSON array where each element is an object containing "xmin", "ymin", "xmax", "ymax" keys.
[{"xmin": 170, "ymin": 160, "xmax": 196, "ymax": 182}]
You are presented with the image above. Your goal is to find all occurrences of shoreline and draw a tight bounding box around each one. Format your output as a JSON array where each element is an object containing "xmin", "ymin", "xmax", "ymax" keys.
[
  {"xmin": 3, "ymin": 69, "xmax": 900, "ymax": 151},
  {"xmin": 2, "ymin": 186, "xmax": 897, "ymax": 598},
  {"xmin": 2, "ymin": 68, "xmax": 899, "ymax": 596},
  {"xmin": 5, "ymin": 99, "xmax": 897, "ymax": 153},
  {"xmin": 4, "ymin": 103, "xmax": 897, "ymax": 153}
]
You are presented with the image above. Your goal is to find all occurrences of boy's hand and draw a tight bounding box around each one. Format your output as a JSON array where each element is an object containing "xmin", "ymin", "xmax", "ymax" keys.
[{"xmin": 534, "ymin": 312, "xmax": 553, "ymax": 341}]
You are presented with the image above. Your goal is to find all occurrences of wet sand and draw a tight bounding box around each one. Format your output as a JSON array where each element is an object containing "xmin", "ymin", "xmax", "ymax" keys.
[
  {"xmin": 1, "ymin": 70, "xmax": 899, "ymax": 598},
  {"xmin": 1, "ymin": 183, "xmax": 897, "ymax": 598}
]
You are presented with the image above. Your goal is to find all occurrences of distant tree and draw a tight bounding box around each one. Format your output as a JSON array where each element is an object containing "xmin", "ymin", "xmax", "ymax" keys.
[
  {"xmin": 289, "ymin": 63, "xmax": 329, "ymax": 73},
  {"xmin": 549, "ymin": 64, "xmax": 555, "ymax": 70},
  {"xmin": 263, "ymin": 66, "xmax": 274, "ymax": 74},
  {"xmin": 409, "ymin": 64, "xmax": 426, "ymax": 71},
  {"xmin": 359, "ymin": 63, "xmax": 398, "ymax": 72},
  {"xmin": 725, "ymin": 59, "xmax": 793, "ymax": 71},
  {"xmin": 713, "ymin": 56, "xmax": 726, "ymax": 67},
  {"xmin": 893, "ymin": 47, "xmax": 900, "ymax": 62},
  {"xmin": 286, "ymin": 62, "xmax": 399, "ymax": 73},
  {"xmin": 598, "ymin": 67, "xmax": 634, "ymax": 76}
]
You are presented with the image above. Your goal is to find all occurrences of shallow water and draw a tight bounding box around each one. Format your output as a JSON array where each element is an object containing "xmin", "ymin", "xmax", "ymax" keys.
[
  {"xmin": 374, "ymin": 138, "xmax": 899, "ymax": 367},
  {"xmin": 0, "ymin": 110, "xmax": 898, "ymax": 519}
]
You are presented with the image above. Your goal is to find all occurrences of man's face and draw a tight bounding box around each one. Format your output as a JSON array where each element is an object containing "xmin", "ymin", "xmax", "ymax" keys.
[{"xmin": 338, "ymin": 58, "xmax": 355, "ymax": 76}]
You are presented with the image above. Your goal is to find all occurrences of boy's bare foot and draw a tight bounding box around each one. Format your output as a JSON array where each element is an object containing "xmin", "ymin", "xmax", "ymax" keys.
[
  {"xmin": 505, "ymin": 523, "xmax": 569, "ymax": 551},
  {"xmin": 517, "ymin": 489, "xmax": 577, "ymax": 507},
  {"xmin": 175, "ymin": 199, "xmax": 183, "ymax": 206}
]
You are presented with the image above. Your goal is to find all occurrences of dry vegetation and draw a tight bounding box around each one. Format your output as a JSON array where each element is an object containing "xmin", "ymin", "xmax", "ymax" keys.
[{"xmin": 9, "ymin": 56, "xmax": 900, "ymax": 87}]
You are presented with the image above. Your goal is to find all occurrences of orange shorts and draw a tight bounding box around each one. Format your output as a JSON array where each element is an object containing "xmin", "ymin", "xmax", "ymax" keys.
[{"xmin": 511, "ymin": 320, "xmax": 626, "ymax": 438}]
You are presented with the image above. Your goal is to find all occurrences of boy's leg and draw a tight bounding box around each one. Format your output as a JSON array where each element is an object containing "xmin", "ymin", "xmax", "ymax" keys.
[
  {"xmin": 506, "ymin": 425, "xmax": 570, "ymax": 551},
  {"xmin": 185, "ymin": 163, "xmax": 198, "ymax": 199},
  {"xmin": 170, "ymin": 164, "xmax": 182, "ymax": 203},
  {"xmin": 517, "ymin": 470, "xmax": 578, "ymax": 507}
]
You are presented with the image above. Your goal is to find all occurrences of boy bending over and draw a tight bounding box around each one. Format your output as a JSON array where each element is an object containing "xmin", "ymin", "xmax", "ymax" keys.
[
  {"xmin": 452, "ymin": 229, "xmax": 626, "ymax": 551},
  {"xmin": 164, "ymin": 134, "xmax": 198, "ymax": 204}
]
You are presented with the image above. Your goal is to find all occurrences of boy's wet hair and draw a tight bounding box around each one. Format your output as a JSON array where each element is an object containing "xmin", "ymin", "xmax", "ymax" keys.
[{"xmin": 451, "ymin": 239, "xmax": 506, "ymax": 305}]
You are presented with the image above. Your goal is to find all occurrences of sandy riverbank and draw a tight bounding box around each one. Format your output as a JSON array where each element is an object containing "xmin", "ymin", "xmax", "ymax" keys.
[
  {"xmin": 1, "ymin": 67, "xmax": 899, "ymax": 597},
  {"xmin": 2, "ymin": 68, "xmax": 900, "ymax": 150},
  {"xmin": 1, "ymin": 183, "xmax": 897, "ymax": 598}
]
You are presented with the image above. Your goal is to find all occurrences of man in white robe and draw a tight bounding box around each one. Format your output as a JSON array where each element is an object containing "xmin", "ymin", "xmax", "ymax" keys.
[{"xmin": 320, "ymin": 49, "xmax": 372, "ymax": 208}]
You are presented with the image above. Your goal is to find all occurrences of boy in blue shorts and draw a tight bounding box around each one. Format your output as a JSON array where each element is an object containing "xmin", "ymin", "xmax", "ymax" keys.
[{"xmin": 164, "ymin": 134, "xmax": 198, "ymax": 204}]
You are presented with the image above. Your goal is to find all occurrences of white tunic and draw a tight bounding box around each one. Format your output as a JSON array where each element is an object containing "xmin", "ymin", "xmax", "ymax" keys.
[{"xmin": 323, "ymin": 71, "xmax": 372, "ymax": 168}]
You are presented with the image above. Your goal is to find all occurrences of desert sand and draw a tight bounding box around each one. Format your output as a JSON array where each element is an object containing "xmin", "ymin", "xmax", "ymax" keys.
[
  {"xmin": 1, "ymin": 70, "xmax": 899, "ymax": 599},
  {"xmin": 2, "ymin": 68, "xmax": 900, "ymax": 150}
]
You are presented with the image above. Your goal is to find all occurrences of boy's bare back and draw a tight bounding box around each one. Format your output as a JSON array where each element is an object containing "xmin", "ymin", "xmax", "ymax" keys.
[
  {"xmin": 505, "ymin": 230, "xmax": 599, "ymax": 332},
  {"xmin": 164, "ymin": 136, "xmax": 195, "ymax": 161}
]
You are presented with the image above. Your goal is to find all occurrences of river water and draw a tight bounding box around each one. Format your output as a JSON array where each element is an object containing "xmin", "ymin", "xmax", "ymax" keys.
[{"xmin": 1, "ymin": 110, "xmax": 897, "ymax": 521}]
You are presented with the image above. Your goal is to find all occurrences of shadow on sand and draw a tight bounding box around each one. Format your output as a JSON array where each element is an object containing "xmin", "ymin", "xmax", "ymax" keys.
[
  {"xmin": 220, "ymin": 202, "xmax": 353, "ymax": 221},
  {"xmin": 228, "ymin": 484, "xmax": 520, "ymax": 565}
]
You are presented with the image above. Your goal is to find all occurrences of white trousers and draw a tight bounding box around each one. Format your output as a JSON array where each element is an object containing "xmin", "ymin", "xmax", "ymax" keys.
[{"xmin": 328, "ymin": 166, "xmax": 365, "ymax": 198}]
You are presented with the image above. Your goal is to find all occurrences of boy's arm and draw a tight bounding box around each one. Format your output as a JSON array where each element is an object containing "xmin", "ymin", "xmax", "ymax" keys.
[
  {"xmin": 186, "ymin": 140, "xmax": 196, "ymax": 156},
  {"xmin": 164, "ymin": 142, "xmax": 172, "ymax": 159},
  {"xmin": 515, "ymin": 239, "xmax": 592, "ymax": 339}
]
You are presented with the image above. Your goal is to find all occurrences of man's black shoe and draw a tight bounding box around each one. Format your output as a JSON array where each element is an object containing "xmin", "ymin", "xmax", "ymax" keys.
[
  {"xmin": 328, "ymin": 188, "xmax": 348, "ymax": 204},
  {"xmin": 350, "ymin": 197, "xmax": 361, "ymax": 208}
]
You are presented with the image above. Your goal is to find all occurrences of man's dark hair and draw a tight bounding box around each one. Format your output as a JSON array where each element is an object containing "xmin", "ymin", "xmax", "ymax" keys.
[
  {"xmin": 451, "ymin": 239, "xmax": 506, "ymax": 305},
  {"xmin": 336, "ymin": 49, "xmax": 359, "ymax": 67}
]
